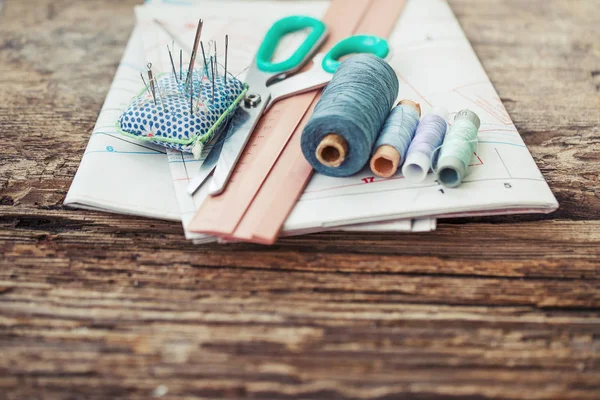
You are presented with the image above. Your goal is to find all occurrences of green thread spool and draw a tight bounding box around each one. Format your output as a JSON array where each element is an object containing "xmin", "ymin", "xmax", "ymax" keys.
[{"xmin": 436, "ymin": 109, "xmax": 481, "ymax": 188}]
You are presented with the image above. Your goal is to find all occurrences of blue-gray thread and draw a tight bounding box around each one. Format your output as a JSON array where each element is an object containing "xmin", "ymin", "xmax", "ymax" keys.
[
  {"xmin": 373, "ymin": 104, "xmax": 420, "ymax": 162},
  {"xmin": 301, "ymin": 54, "xmax": 399, "ymax": 177}
]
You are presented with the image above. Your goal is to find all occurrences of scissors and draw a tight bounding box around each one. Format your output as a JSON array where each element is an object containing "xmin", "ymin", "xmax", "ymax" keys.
[{"xmin": 186, "ymin": 15, "xmax": 389, "ymax": 196}]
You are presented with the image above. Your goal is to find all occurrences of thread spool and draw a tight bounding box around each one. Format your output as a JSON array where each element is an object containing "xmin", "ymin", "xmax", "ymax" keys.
[
  {"xmin": 301, "ymin": 54, "xmax": 399, "ymax": 177},
  {"xmin": 370, "ymin": 100, "xmax": 421, "ymax": 178},
  {"xmin": 436, "ymin": 109, "xmax": 481, "ymax": 188},
  {"xmin": 402, "ymin": 106, "xmax": 449, "ymax": 182}
]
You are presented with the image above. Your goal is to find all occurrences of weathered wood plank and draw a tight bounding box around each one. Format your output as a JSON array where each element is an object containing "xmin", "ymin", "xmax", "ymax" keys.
[
  {"xmin": 2, "ymin": 208, "xmax": 600, "ymax": 279},
  {"xmin": 0, "ymin": 0, "xmax": 599, "ymax": 399}
]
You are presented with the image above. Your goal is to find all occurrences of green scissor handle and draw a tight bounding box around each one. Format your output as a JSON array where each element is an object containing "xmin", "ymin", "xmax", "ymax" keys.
[
  {"xmin": 321, "ymin": 35, "xmax": 389, "ymax": 74},
  {"xmin": 256, "ymin": 16, "xmax": 327, "ymax": 74}
]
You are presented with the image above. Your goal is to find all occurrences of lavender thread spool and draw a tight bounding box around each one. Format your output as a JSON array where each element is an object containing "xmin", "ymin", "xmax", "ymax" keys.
[{"xmin": 402, "ymin": 106, "xmax": 449, "ymax": 182}]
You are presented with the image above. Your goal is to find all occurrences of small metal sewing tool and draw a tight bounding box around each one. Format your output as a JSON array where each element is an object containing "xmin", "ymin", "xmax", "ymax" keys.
[
  {"xmin": 167, "ymin": 45, "xmax": 179, "ymax": 84},
  {"xmin": 154, "ymin": 19, "xmax": 188, "ymax": 53},
  {"xmin": 225, "ymin": 35, "xmax": 229, "ymax": 84},
  {"xmin": 186, "ymin": 19, "xmax": 203, "ymax": 85},
  {"xmin": 140, "ymin": 72, "xmax": 150, "ymax": 95},
  {"xmin": 190, "ymin": 77, "xmax": 194, "ymax": 114},
  {"xmin": 147, "ymin": 63, "xmax": 157, "ymax": 105},
  {"xmin": 200, "ymin": 41, "xmax": 209, "ymax": 76},
  {"xmin": 196, "ymin": 78, "xmax": 207, "ymax": 113},
  {"xmin": 155, "ymin": 78, "xmax": 168, "ymax": 112},
  {"xmin": 211, "ymin": 57, "xmax": 215, "ymax": 102}
]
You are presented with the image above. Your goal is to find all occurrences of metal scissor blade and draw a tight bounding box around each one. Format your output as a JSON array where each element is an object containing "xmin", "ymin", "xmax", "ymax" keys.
[
  {"xmin": 265, "ymin": 54, "xmax": 331, "ymax": 113},
  {"xmin": 185, "ymin": 140, "xmax": 223, "ymax": 195},
  {"xmin": 187, "ymin": 107, "xmax": 253, "ymax": 195},
  {"xmin": 208, "ymin": 96, "xmax": 268, "ymax": 196}
]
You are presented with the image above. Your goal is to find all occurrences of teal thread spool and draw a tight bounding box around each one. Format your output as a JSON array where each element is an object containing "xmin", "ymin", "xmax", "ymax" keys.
[
  {"xmin": 301, "ymin": 54, "xmax": 399, "ymax": 177},
  {"xmin": 436, "ymin": 109, "xmax": 481, "ymax": 188}
]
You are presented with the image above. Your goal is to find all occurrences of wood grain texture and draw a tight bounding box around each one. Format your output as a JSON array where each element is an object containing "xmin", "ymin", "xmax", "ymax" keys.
[{"xmin": 0, "ymin": 0, "xmax": 599, "ymax": 399}]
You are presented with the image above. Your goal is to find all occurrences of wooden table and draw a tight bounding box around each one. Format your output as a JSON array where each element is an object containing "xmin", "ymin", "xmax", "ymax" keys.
[{"xmin": 1, "ymin": 0, "xmax": 599, "ymax": 398}]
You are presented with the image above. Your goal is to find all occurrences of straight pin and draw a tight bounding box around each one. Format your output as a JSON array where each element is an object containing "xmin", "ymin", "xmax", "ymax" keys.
[
  {"xmin": 207, "ymin": 40, "xmax": 216, "ymax": 79},
  {"xmin": 190, "ymin": 77, "xmax": 194, "ymax": 115},
  {"xmin": 179, "ymin": 49, "xmax": 183, "ymax": 81},
  {"xmin": 140, "ymin": 72, "xmax": 150, "ymax": 95},
  {"xmin": 186, "ymin": 18, "xmax": 203, "ymax": 85},
  {"xmin": 196, "ymin": 79, "xmax": 208, "ymax": 113},
  {"xmin": 200, "ymin": 41, "xmax": 209, "ymax": 77},
  {"xmin": 167, "ymin": 45, "xmax": 179, "ymax": 84},
  {"xmin": 224, "ymin": 35, "xmax": 229, "ymax": 84},
  {"xmin": 211, "ymin": 57, "xmax": 215, "ymax": 102},
  {"xmin": 154, "ymin": 19, "xmax": 188, "ymax": 53},
  {"xmin": 214, "ymin": 41, "xmax": 218, "ymax": 79},
  {"xmin": 147, "ymin": 63, "xmax": 157, "ymax": 105},
  {"xmin": 156, "ymin": 79, "xmax": 168, "ymax": 112}
]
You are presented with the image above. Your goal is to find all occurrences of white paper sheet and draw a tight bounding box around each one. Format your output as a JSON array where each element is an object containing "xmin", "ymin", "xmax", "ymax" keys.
[
  {"xmin": 65, "ymin": 2, "xmax": 426, "ymax": 239},
  {"xmin": 142, "ymin": 0, "xmax": 556, "ymax": 238},
  {"xmin": 342, "ymin": 218, "xmax": 436, "ymax": 233},
  {"xmin": 66, "ymin": 0, "xmax": 557, "ymax": 241},
  {"xmin": 282, "ymin": 0, "xmax": 558, "ymax": 231},
  {"xmin": 64, "ymin": 26, "xmax": 181, "ymax": 221},
  {"xmin": 137, "ymin": 1, "xmax": 430, "ymax": 241}
]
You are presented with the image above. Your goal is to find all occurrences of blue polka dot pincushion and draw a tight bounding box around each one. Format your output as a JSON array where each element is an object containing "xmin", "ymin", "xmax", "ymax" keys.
[{"xmin": 117, "ymin": 70, "xmax": 247, "ymax": 159}]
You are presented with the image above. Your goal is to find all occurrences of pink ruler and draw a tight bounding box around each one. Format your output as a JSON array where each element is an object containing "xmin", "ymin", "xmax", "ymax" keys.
[
  {"xmin": 188, "ymin": 0, "xmax": 408, "ymax": 243},
  {"xmin": 233, "ymin": 0, "xmax": 409, "ymax": 244},
  {"xmin": 187, "ymin": 0, "xmax": 373, "ymax": 236}
]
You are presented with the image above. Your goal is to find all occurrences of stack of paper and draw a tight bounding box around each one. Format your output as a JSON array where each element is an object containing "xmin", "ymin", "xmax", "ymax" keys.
[
  {"xmin": 65, "ymin": 0, "xmax": 433, "ymax": 243},
  {"xmin": 66, "ymin": 0, "xmax": 557, "ymax": 244}
]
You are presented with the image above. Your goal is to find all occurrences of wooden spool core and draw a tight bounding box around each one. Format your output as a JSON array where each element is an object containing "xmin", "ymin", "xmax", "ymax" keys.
[
  {"xmin": 370, "ymin": 145, "xmax": 400, "ymax": 178},
  {"xmin": 316, "ymin": 133, "xmax": 348, "ymax": 168},
  {"xmin": 398, "ymin": 99, "xmax": 422, "ymax": 116}
]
